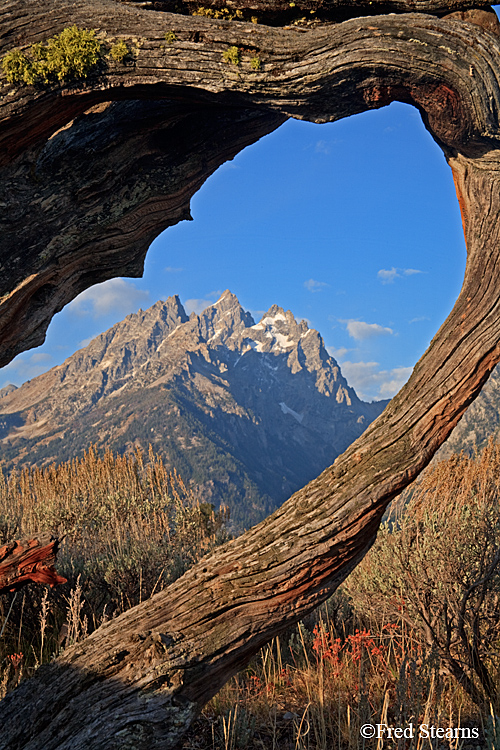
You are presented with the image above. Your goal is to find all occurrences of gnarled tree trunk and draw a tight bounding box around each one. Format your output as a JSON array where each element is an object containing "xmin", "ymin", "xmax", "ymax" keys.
[{"xmin": 1, "ymin": 0, "xmax": 500, "ymax": 747}]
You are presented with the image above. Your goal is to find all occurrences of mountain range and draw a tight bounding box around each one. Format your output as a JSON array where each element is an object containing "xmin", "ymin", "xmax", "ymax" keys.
[
  {"xmin": 0, "ymin": 291, "xmax": 387, "ymax": 529},
  {"xmin": 437, "ymin": 364, "xmax": 500, "ymax": 458}
]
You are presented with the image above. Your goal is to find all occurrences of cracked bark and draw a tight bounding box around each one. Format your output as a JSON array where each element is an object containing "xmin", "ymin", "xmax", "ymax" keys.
[
  {"xmin": 0, "ymin": 534, "xmax": 67, "ymax": 595},
  {"xmin": 1, "ymin": 0, "xmax": 500, "ymax": 747}
]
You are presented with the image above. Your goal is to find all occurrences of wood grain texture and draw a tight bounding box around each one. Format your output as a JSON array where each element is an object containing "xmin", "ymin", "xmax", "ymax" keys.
[
  {"xmin": 1, "ymin": 1, "xmax": 500, "ymax": 747},
  {"xmin": 125, "ymin": 0, "xmax": 494, "ymax": 8},
  {"xmin": 0, "ymin": 535, "xmax": 67, "ymax": 594},
  {"xmin": 124, "ymin": 0, "xmax": 498, "ymax": 29},
  {"xmin": 1, "ymin": 2, "xmax": 500, "ymax": 362}
]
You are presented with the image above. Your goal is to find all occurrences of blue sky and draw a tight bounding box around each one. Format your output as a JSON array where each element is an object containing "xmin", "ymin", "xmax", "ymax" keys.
[{"xmin": 0, "ymin": 101, "xmax": 466, "ymax": 401}]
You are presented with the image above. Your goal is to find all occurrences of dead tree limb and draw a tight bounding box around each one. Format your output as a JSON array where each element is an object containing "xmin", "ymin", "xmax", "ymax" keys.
[
  {"xmin": 0, "ymin": 534, "xmax": 67, "ymax": 595},
  {"xmin": 1, "ymin": 0, "xmax": 500, "ymax": 747}
]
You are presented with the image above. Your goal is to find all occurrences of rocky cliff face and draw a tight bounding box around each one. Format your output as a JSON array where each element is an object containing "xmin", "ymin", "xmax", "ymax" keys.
[
  {"xmin": 438, "ymin": 364, "xmax": 500, "ymax": 458},
  {"xmin": 0, "ymin": 291, "xmax": 386, "ymax": 528}
]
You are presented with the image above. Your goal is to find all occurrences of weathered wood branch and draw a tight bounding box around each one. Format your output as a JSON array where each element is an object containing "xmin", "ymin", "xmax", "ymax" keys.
[
  {"xmin": 0, "ymin": 101, "xmax": 284, "ymax": 365},
  {"xmin": 0, "ymin": 534, "xmax": 67, "ymax": 594},
  {"xmin": 2, "ymin": 1, "xmax": 500, "ymax": 747},
  {"xmin": 124, "ymin": 0, "xmax": 497, "ymax": 27},
  {"xmin": 1, "ymin": 1, "xmax": 500, "ymax": 364}
]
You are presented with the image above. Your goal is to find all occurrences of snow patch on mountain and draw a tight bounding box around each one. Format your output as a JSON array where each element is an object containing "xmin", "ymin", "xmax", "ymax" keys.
[
  {"xmin": 269, "ymin": 332, "xmax": 295, "ymax": 351},
  {"xmin": 244, "ymin": 340, "xmax": 264, "ymax": 354},
  {"xmin": 279, "ymin": 402, "xmax": 304, "ymax": 423}
]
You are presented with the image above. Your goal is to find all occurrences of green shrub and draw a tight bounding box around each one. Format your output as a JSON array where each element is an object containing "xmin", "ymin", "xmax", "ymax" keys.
[
  {"xmin": 1, "ymin": 49, "xmax": 28, "ymax": 84},
  {"xmin": 109, "ymin": 40, "xmax": 130, "ymax": 64},
  {"xmin": 2, "ymin": 26, "xmax": 102, "ymax": 86},
  {"xmin": 193, "ymin": 6, "xmax": 243, "ymax": 20},
  {"xmin": 222, "ymin": 46, "xmax": 240, "ymax": 66}
]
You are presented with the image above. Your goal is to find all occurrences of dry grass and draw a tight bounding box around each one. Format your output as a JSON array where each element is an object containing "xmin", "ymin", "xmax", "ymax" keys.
[
  {"xmin": 0, "ymin": 445, "xmax": 229, "ymax": 690},
  {"xmin": 183, "ymin": 601, "xmax": 480, "ymax": 750},
  {"xmin": 183, "ymin": 442, "xmax": 500, "ymax": 749},
  {"xmin": 1, "ymin": 443, "xmax": 500, "ymax": 748}
]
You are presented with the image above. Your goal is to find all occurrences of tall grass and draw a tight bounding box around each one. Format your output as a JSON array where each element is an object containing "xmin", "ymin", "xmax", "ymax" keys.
[
  {"xmin": 1, "ymin": 443, "xmax": 499, "ymax": 749},
  {"xmin": 190, "ymin": 600, "xmax": 473, "ymax": 750},
  {"xmin": 184, "ymin": 441, "xmax": 500, "ymax": 748},
  {"xmin": 0, "ymin": 445, "xmax": 229, "ymax": 692}
]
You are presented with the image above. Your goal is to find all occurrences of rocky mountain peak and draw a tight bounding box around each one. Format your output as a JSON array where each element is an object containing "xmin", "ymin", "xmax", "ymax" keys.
[
  {"xmin": 213, "ymin": 289, "xmax": 242, "ymax": 310},
  {"xmin": 248, "ymin": 305, "xmax": 309, "ymax": 353},
  {"xmin": 0, "ymin": 384, "xmax": 17, "ymax": 399},
  {"xmin": 196, "ymin": 290, "xmax": 255, "ymax": 346},
  {"xmin": 129, "ymin": 294, "xmax": 188, "ymax": 335},
  {"xmin": 0, "ymin": 290, "xmax": 387, "ymax": 528}
]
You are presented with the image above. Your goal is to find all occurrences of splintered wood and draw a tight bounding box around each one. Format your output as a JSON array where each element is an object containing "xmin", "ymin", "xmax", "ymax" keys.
[{"xmin": 0, "ymin": 534, "xmax": 66, "ymax": 595}]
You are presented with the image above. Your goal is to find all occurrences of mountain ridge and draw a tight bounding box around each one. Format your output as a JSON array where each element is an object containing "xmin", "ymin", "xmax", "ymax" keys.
[{"xmin": 0, "ymin": 291, "xmax": 387, "ymax": 529}]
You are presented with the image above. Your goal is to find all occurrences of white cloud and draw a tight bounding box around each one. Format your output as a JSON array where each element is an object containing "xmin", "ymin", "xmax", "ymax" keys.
[
  {"xmin": 164, "ymin": 266, "xmax": 183, "ymax": 273},
  {"xmin": 314, "ymin": 137, "xmax": 342, "ymax": 154},
  {"xmin": 0, "ymin": 351, "xmax": 54, "ymax": 387},
  {"xmin": 345, "ymin": 320, "xmax": 393, "ymax": 341},
  {"xmin": 30, "ymin": 352, "xmax": 52, "ymax": 364},
  {"xmin": 340, "ymin": 361, "xmax": 413, "ymax": 401},
  {"xmin": 409, "ymin": 315, "xmax": 430, "ymax": 324},
  {"xmin": 378, "ymin": 367, "xmax": 413, "ymax": 398},
  {"xmin": 184, "ymin": 290, "xmax": 223, "ymax": 316},
  {"xmin": 304, "ymin": 279, "xmax": 329, "ymax": 293},
  {"xmin": 184, "ymin": 298, "xmax": 215, "ymax": 315},
  {"xmin": 219, "ymin": 161, "xmax": 240, "ymax": 171},
  {"xmin": 327, "ymin": 346, "xmax": 351, "ymax": 361},
  {"xmin": 315, "ymin": 140, "xmax": 332, "ymax": 155},
  {"xmin": 69, "ymin": 279, "xmax": 150, "ymax": 318},
  {"xmin": 78, "ymin": 337, "xmax": 94, "ymax": 348},
  {"xmin": 378, "ymin": 267, "xmax": 423, "ymax": 284},
  {"xmin": 378, "ymin": 267, "xmax": 400, "ymax": 283}
]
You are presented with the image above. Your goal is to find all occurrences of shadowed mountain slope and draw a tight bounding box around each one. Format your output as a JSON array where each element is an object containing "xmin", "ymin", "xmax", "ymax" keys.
[
  {"xmin": 0, "ymin": 291, "xmax": 387, "ymax": 529},
  {"xmin": 438, "ymin": 363, "xmax": 500, "ymax": 458}
]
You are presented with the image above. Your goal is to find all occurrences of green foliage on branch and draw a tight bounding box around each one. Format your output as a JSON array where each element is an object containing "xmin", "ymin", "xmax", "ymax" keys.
[
  {"xmin": 223, "ymin": 46, "xmax": 240, "ymax": 65},
  {"xmin": 109, "ymin": 40, "xmax": 131, "ymax": 64},
  {"xmin": 2, "ymin": 26, "xmax": 103, "ymax": 86},
  {"xmin": 193, "ymin": 6, "xmax": 244, "ymax": 20}
]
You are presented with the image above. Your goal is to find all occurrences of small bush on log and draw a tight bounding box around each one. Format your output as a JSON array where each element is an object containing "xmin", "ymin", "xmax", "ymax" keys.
[
  {"xmin": 1, "ymin": 26, "xmax": 102, "ymax": 86},
  {"xmin": 192, "ymin": 7, "xmax": 244, "ymax": 20},
  {"xmin": 109, "ymin": 40, "xmax": 131, "ymax": 63},
  {"xmin": 223, "ymin": 46, "xmax": 240, "ymax": 65}
]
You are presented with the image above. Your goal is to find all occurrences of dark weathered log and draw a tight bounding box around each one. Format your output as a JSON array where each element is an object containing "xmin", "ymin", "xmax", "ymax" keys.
[
  {"xmin": 2, "ymin": 1, "xmax": 500, "ymax": 747},
  {"xmin": 0, "ymin": 534, "xmax": 67, "ymax": 595},
  {"xmin": 125, "ymin": 0, "xmax": 495, "ymax": 24},
  {"xmin": 1, "ymin": 0, "xmax": 499, "ymax": 364},
  {"xmin": 0, "ymin": 100, "xmax": 285, "ymax": 365}
]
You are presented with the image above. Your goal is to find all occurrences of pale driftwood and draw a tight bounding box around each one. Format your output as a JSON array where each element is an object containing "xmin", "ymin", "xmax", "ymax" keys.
[
  {"xmin": 1, "ymin": 1, "xmax": 500, "ymax": 747},
  {"xmin": 0, "ymin": 534, "xmax": 67, "ymax": 595}
]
